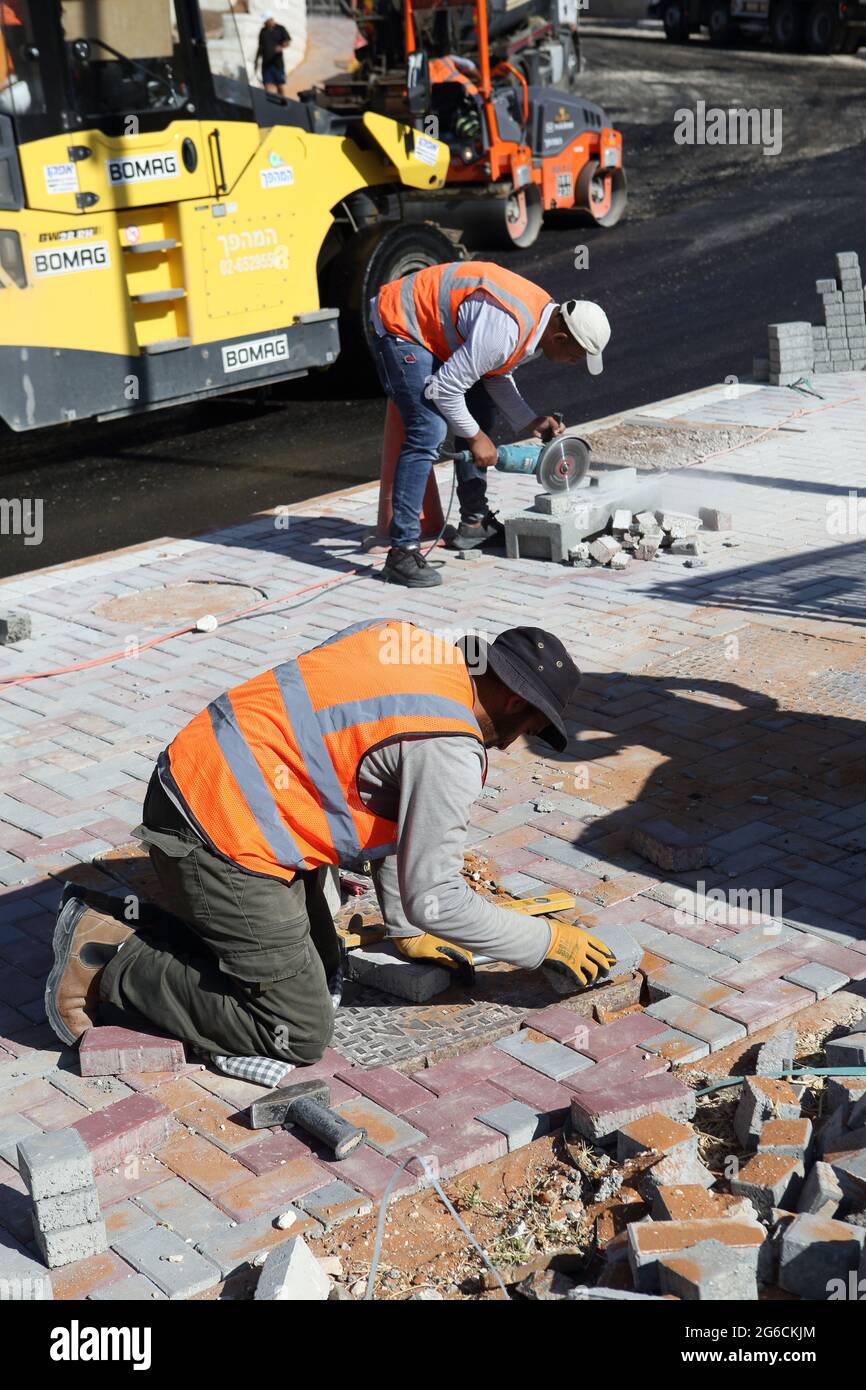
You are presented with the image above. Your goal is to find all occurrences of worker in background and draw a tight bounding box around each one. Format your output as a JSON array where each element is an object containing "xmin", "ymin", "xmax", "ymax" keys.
[
  {"xmin": 255, "ymin": 11, "xmax": 291, "ymax": 97},
  {"xmin": 371, "ymin": 260, "xmax": 611, "ymax": 588},
  {"xmin": 47, "ymin": 621, "xmax": 615, "ymax": 1068}
]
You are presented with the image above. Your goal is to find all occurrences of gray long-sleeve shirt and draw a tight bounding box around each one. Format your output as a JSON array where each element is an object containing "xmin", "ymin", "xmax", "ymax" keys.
[{"xmin": 358, "ymin": 735, "xmax": 552, "ymax": 970}]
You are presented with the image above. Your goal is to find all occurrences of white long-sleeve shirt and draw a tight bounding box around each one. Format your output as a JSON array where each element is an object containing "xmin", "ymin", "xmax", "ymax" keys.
[{"xmin": 372, "ymin": 290, "xmax": 556, "ymax": 438}]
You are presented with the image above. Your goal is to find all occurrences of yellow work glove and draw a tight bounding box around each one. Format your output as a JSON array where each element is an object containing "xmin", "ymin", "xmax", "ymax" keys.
[
  {"xmin": 393, "ymin": 933, "xmax": 475, "ymax": 984},
  {"xmin": 543, "ymin": 920, "xmax": 616, "ymax": 993}
]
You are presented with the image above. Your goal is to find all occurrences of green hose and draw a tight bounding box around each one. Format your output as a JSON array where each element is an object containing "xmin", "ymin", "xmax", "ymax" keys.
[{"xmin": 696, "ymin": 1065, "xmax": 866, "ymax": 1097}]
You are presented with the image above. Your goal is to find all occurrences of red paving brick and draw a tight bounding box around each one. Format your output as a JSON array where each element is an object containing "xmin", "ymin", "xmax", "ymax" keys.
[
  {"xmin": 214, "ymin": 1157, "xmax": 331, "ymax": 1221},
  {"xmin": 235, "ymin": 1128, "xmax": 320, "ymax": 1176},
  {"xmin": 71, "ymin": 1093, "xmax": 176, "ymax": 1175},
  {"xmin": 405, "ymin": 1081, "xmax": 506, "ymax": 1134},
  {"xmin": 716, "ymin": 979, "xmax": 817, "ymax": 1033},
  {"xmin": 488, "ymin": 1065, "xmax": 575, "ymax": 1118},
  {"xmin": 79, "ymin": 1026, "xmax": 186, "ymax": 1077},
  {"xmin": 574, "ymin": 1012, "xmax": 669, "ymax": 1062},
  {"xmin": 157, "ymin": 1132, "xmax": 251, "ymax": 1198},
  {"xmin": 523, "ymin": 1006, "xmax": 598, "ymax": 1047},
  {"xmin": 333, "ymin": 1065, "xmax": 434, "ymax": 1115},
  {"xmin": 94, "ymin": 1156, "xmax": 172, "ymax": 1208},
  {"xmin": 319, "ymin": 1146, "xmax": 420, "ymax": 1200},
  {"xmin": 411, "ymin": 1044, "xmax": 521, "ymax": 1097}
]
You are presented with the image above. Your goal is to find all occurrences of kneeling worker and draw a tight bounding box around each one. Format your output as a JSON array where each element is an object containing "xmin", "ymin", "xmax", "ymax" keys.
[
  {"xmin": 47, "ymin": 621, "xmax": 615, "ymax": 1066},
  {"xmin": 371, "ymin": 259, "xmax": 611, "ymax": 587}
]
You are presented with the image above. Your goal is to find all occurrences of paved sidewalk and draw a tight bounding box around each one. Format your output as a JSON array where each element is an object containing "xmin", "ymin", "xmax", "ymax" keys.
[{"xmin": 1, "ymin": 372, "xmax": 866, "ymax": 1297}]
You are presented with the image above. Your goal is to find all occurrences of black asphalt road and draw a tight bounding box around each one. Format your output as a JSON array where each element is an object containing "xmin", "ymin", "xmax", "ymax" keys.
[{"xmin": 2, "ymin": 32, "xmax": 865, "ymax": 578}]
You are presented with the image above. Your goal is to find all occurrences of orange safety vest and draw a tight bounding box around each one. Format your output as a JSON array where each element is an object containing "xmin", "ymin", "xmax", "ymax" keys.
[
  {"xmin": 428, "ymin": 56, "xmax": 478, "ymax": 92},
  {"xmin": 164, "ymin": 620, "xmax": 486, "ymax": 883},
  {"xmin": 377, "ymin": 260, "xmax": 553, "ymax": 376}
]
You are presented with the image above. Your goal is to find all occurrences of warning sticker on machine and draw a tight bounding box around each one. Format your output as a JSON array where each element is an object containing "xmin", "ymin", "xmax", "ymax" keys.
[
  {"xmin": 260, "ymin": 166, "xmax": 294, "ymax": 189},
  {"xmin": 44, "ymin": 163, "xmax": 79, "ymax": 195},
  {"xmin": 31, "ymin": 241, "xmax": 110, "ymax": 278},
  {"xmin": 106, "ymin": 151, "xmax": 180, "ymax": 185},
  {"xmin": 222, "ymin": 333, "xmax": 290, "ymax": 374},
  {"xmin": 412, "ymin": 135, "xmax": 440, "ymax": 167}
]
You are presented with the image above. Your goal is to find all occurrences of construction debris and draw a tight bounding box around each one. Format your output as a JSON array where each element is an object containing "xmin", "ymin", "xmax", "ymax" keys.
[
  {"xmin": 17, "ymin": 1130, "xmax": 108, "ymax": 1269},
  {"xmin": 254, "ymin": 1235, "xmax": 333, "ymax": 1302}
]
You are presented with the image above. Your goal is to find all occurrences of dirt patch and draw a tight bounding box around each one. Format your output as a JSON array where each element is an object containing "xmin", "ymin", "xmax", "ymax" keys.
[{"xmin": 584, "ymin": 419, "xmax": 768, "ymax": 471}]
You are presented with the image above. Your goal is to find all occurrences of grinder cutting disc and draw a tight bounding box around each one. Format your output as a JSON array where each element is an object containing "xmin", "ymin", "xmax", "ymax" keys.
[{"xmin": 536, "ymin": 435, "xmax": 591, "ymax": 493}]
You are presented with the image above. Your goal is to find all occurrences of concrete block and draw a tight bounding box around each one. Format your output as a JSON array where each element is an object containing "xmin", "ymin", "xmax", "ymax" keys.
[
  {"xmin": 589, "ymin": 534, "xmax": 621, "ymax": 566},
  {"xmin": 33, "ymin": 1186, "xmax": 101, "ymax": 1234},
  {"xmin": 0, "ymin": 612, "xmax": 31, "ymax": 646},
  {"xmin": 533, "ymin": 491, "xmax": 574, "ymax": 516},
  {"xmin": 796, "ymin": 1161, "xmax": 843, "ymax": 1217},
  {"xmin": 824, "ymin": 1076, "xmax": 866, "ymax": 1119},
  {"xmin": 778, "ymin": 1212, "xmax": 865, "ymax": 1299},
  {"xmin": 332, "ymin": 1096, "xmax": 426, "ymax": 1156},
  {"xmin": 627, "ymin": 1219, "xmax": 765, "ymax": 1294},
  {"xmin": 569, "ymin": 1071, "xmax": 696, "ymax": 1143},
  {"xmin": 698, "ymin": 507, "xmax": 732, "ymax": 532},
  {"xmin": 730, "ymin": 1154, "xmax": 804, "ymax": 1221},
  {"xmin": 768, "ymin": 321, "xmax": 812, "ymax": 339},
  {"xmin": 16, "ymin": 1129, "xmax": 94, "ymax": 1201},
  {"xmin": 568, "ymin": 541, "xmax": 590, "ymax": 564},
  {"xmin": 755, "ymin": 1029, "xmax": 795, "ymax": 1076},
  {"xmin": 298, "ymin": 1180, "xmax": 372, "ymax": 1229},
  {"xmin": 611, "ymin": 508, "xmax": 632, "ymax": 531},
  {"xmin": 494, "ymin": 1030, "xmax": 593, "ymax": 1081},
  {"xmin": 616, "ymin": 1113, "xmax": 711, "ymax": 1191},
  {"xmin": 630, "ymin": 819, "xmax": 713, "ymax": 873},
  {"xmin": 610, "ymin": 550, "xmax": 630, "ymax": 571},
  {"xmin": 644, "ymin": 996, "xmax": 746, "ymax": 1052},
  {"xmin": 636, "ymin": 539, "xmax": 660, "ymax": 561},
  {"xmin": 504, "ymin": 508, "xmax": 586, "ymax": 563},
  {"xmin": 652, "ymin": 1186, "xmax": 753, "ymax": 1222},
  {"xmin": 658, "ymin": 1238, "xmax": 759, "ymax": 1300},
  {"xmin": 344, "ymin": 942, "xmax": 450, "ymax": 1002},
  {"xmin": 112, "ymin": 1224, "xmax": 221, "ymax": 1299},
  {"xmin": 734, "ymin": 1077, "xmax": 802, "ymax": 1150},
  {"xmin": 816, "ymin": 278, "xmax": 837, "ymax": 293},
  {"xmin": 836, "ymin": 251, "xmax": 860, "ymax": 269},
  {"xmin": 35, "ymin": 1218, "xmax": 108, "ymax": 1269},
  {"xmin": 79, "ymin": 1026, "xmax": 186, "ymax": 1077},
  {"xmin": 823, "ymin": 1149, "xmax": 866, "ymax": 1210},
  {"xmin": 475, "ymin": 1100, "xmax": 550, "ymax": 1151},
  {"xmin": 756, "ymin": 1118, "xmax": 812, "ymax": 1161}
]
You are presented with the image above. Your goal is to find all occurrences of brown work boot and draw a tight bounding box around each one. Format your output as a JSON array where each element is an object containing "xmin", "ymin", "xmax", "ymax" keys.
[{"xmin": 45, "ymin": 892, "xmax": 135, "ymax": 1046}]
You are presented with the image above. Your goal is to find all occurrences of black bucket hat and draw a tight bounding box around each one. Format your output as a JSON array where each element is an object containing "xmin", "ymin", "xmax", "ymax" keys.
[{"xmin": 460, "ymin": 627, "xmax": 581, "ymax": 752}]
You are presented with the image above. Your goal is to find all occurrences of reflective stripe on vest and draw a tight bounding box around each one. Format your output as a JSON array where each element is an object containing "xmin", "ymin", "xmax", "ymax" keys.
[
  {"xmin": 166, "ymin": 621, "xmax": 485, "ymax": 883},
  {"xmin": 377, "ymin": 260, "xmax": 552, "ymax": 375}
]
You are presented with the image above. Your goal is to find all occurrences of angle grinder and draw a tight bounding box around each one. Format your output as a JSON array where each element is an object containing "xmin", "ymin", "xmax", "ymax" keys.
[{"xmin": 447, "ymin": 416, "xmax": 592, "ymax": 494}]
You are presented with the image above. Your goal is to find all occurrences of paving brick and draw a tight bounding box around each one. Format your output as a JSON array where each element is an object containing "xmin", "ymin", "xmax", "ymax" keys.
[
  {"xmin": 213, "ymin": 1157, "xmax": 329, "ymax": 1222},
  {"xmin": 233, "ymin": 1127, "xmax": 313, "ymax": 1176},
  {"xmin": 714, "ymin": 922, "xmax": 800, "ymax": 962},
  {"xmin": 647, "ymin": 963, "xmax": 740, "ymax": 1010},
  {"xmin": 318, "ymin": 1146, "xmax": 420, "ymax": 1200},
  {"xmin": 35, "ymin": 1219, "xmax": 108, "ymax": 1269},
  {"xmin": 522, "ymin": 1006, "xmax": 598, "ymax": 1048},
  {"xmin": 475, "ymin": 1100, "xmax": 551, "ymax": 1151},
  {"xmin": 49, "ymin": 1071, "xmax": 135, "ymax": 1111},
  {"xmin": 734, "ymin": 1076, "xmax": 802, "ymax": 1149},
  {"xmin": 103, "ymin": 1199, "xmax": 156, "ymax": 1242},
  {"xmin": 823, "ymin": 1148, "xmax": 866, "ymax": 1210},
  {"xmin": 617, "ymin": 1114, "xmax": 702, "ymax": 1183},
  {"xmin": 494, "ymin": 1030, "xmax": 594, "ymax": 1080},
  {"xmin": 405, "ymin": 1081, "xmax": 507, "ymax": 1135},
  {"xmin": 78, "ymin": 1026, "xmax": 186, "ymax": 1077},
  {"xmin": 132, "ymin": 1177, "xmax": 233, "ymax": 1243},
  {"xmin": 641, "ymin": 1029, "xmax": 709, "ymax": 1065},
  {"xmin": 331, "ymin": 1097, "xmax": 427, "ymax": 1156},
  {"xmin": 345, "ymin": 944, "xmax": 450, "ymax": 1002},
  {"xmin": 33, "ymin": 1186, "xmax": 101, "ymax": 1233},
  {"xmin": 714, "ymin": 979, "xmax": 815, "ymax": 1034},
  {"xmin": 588, "ymin": 922, "xmax": 643, "ymax": 976},
  {"xmin": 71, "ymin": 1093, "xmax": 175, "ymax": 1175},
  {"xmin": 391, "ymin": 1119, "xmax": 506, "ymax": 1182},
  {"xmin": 0, "ymin": 1229, "xmax": 54, "ymax": 1299},
  {"xmin": 48, "ymin": 1247, "xmax": 132, "ymax": 1301},
  {"xmin": 94, "ymin": 1155, "xmax": 170, "ymax": 1208},
  {"xmin": 173, "ymin": 1093, "xmax": 258, "ymax": 1154},
  {"xmin": 778, "ymin": 1212, "xmax": 865, "ymax": 1300},
  {"xmin": 825, "ymin": 1075, "xmax": 866, "ymax": 1119},
  {"xmin": 196, "ymin": 1208, "xmax": 321, "ymax": 1279},
  {"xmin": 332, "ymin": 1066, "xmax": 433, "ymax": 1116},
  {"xmin": 0, "ymin": 1113, "xmax": 42, "ymax": 1165},
  {"xmin": 644, "ymin": 996, "xmax": 746, "ymax": 1052},
  {"xmin": 756, "ymin": 1118, "xmax": 813, "ymax": 1160},
  {"xmin": 0, "ymin": 1078, "xmax": 55, "ymax": 1118},
  {"xmin": 22, "ymin": 1092, "xmax": 89, "ymax": 1133},
  {"xmin": 730, "ymin": 1153, "xmax": 805, "ymax": 1221},
  {"xmin": 755, "ymin": 1029, "xmax": 796, "ymax": 1076},
  {"xmin": 796, "ymin": 1161, "xmax": 843, "ymax": 1217},
  {"xmin": 410, "ymin": 1045, "xmax": 520, "ymax": 1097},
  {"xmin": 570, "ymin": 1070, "xmax": 696, "ymax": 1143},
  {"xmin": 826, "ymin": 1033, "xmax": 866, "ymax": 1067},
  {"xmin": 628, "ymin": 1219, "xmax": 765, "ymax": 1293},
  {"xmin": 112, "ymin": 1224, "xmax": 222, "ymax": 1299},
  {"xmin": 157, "ymin": 1131, "xmax": 251, "ymax": 1198},
  {"xmin": 298, "ymin": 1180, "xmax": 372, "ymax": 1229},
  {"xmin": 574, "ymin": 1012, "xmax": 669, "ymax": 1062},
  {"xmin": 652, "ymin": 1186, "xmax": 753, "ymax": 1222},
  {"xmin": 658, "ymin": 1239, "xmax": 759, "ymax": 1300},
  {"xmin": 89, "ymin": 1273, "xmax": 166, "ymax": 1301},
  {"xmin": 488, "ymin": 1066, "xmax": 575, "ymax": 1125},
  {"xmin": 16, "ymin": 1127, "xmax": 94, "ymax": 1200},
  {"xmin": 646, "ymin": 933, "xmax": 734, "ymax": 978}
]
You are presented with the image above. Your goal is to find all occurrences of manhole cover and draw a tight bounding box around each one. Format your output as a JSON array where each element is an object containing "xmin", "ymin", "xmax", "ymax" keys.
[{"xmin": 95, "ymin": 581, "xmax": 265, "ymax": 626}]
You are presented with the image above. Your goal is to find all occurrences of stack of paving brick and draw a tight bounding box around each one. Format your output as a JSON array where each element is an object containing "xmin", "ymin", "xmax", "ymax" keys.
[
  {"xmin": 759, "ymin": 250, "xmax": 866, "ymax": 384},
  {"xmin": 17, "ymin": 1129, "xmax": 108, "ymax": 1269}
]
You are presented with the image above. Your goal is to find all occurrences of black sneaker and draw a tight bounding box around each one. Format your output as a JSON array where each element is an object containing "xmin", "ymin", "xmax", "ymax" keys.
[
  {"xmin": 383, "ymin": 546, "xmax": 443, "ymax": 587},
  {"xmin": 452, "ymin": 511, "xmax": 505, "ymax": 551}
]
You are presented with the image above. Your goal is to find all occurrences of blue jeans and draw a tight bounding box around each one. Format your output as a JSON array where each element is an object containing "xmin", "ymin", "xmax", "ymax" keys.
[{"xmin": 371, "ymin": 332, "xmax": 497, "ymax": 547}]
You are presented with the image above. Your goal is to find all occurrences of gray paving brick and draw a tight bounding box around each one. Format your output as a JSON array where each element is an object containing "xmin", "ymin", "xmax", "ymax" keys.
[
  {"xmin": 112, "ymin": 1225, "xmax": 222, "ymax": 1299},
  {"xmin": 494, "ymin": 1030, "xmax": 595, "ymax": 1080},
  {"xmin": 132, "ymin": 1178, "xmax": 232, "ymax": 1244},
  {"xmin": 476, "ymin": 1100, "xmax": 552, "ymax": 1150},
  {"xmin": 644, "ymin": 996, "xmax": 747, "ymax": 1051},
  {"xmin": 89, "ymin": 1273, "xmax": 166, "ymax": 1300},
  {"xmin": 648, "ymin": 932, "xmax": 735, "ymax": 978},
  {"xmin": 16, "ymin": 1128, "xmax": 94, "ymax": 1200}
]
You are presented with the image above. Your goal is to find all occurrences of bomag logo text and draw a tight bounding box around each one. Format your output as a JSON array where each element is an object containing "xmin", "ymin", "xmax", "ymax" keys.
[
  {"xmin": 106, "ymin": 152, "xmax": 180, "ymax": 185},
  {"xmin": 31, "ymin": 241, "xmax": 110, "ymax": 277}
]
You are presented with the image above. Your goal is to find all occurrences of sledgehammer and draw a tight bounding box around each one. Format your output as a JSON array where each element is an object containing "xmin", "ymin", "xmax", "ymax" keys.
[{"xmin": 248, "ymin": 1079, "xmax": 367, "ymax": 1161}]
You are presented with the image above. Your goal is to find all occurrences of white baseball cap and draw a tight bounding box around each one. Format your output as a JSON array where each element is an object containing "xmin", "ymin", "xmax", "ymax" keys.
[{"xmin": 560, "ymin": 300, "xmax": 610, "ymax": 375}]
